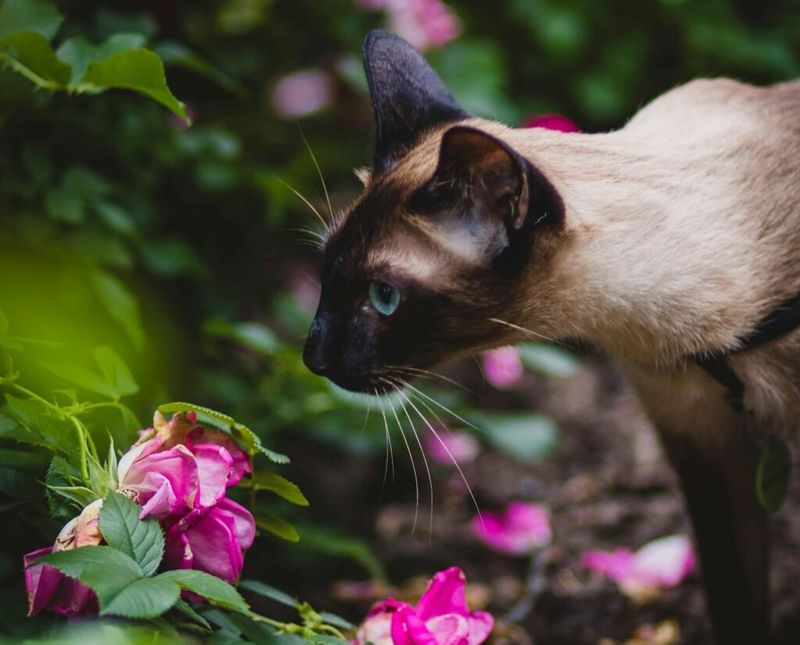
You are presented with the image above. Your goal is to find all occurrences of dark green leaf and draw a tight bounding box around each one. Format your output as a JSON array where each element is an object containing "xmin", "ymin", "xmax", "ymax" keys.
[
  {"xmin": 99, "ymin": 491, "xmax": 164, "ymax": 576},
  {"xmin": 156, "ymin": 569, "xmax": 250, "ymax": 613},
  {"xmin": 238, "ymin": 580, "xmax": 296, "ymax": 608},
  {"xmin": 756, "ymin": 435, "xmax": 791, "ymax": 514},
  {"xmin": 0, "ymin": 0, "xmax": 63, "ymax": 39},
  {"xmin": 0, "ymin": 31, "xmax": 70, "ymax": 88},
  {"xmin": 173, "ymin": 598, "xmax": 212, "ymax": 630},
  {"xmin": 245, "ymin": 472, "xmax": 308, "ymax": 506},
  {"xmin": 474, "ymin": 412, "xmax": 559, "ymax": 464},
  {"xmin": 319, "ymin": 612, "xmax": 356, "ymax": 630},
  {"xmin": 100, "ymin": 576, "xmax": 180, "ymax": 619},
  {"xmin": 82, "ymin": 48, "xmax": 189, "ymax": 122},
  {"xmin": 255, "ymin": 510, "xmax": 300, "ymax": 542}
]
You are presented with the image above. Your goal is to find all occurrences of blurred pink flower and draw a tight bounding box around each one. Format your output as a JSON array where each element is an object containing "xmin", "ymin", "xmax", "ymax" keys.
[
  {"xmin": 481, "ymin": 346, "xmax": 523, "ymax": 389},
  {"xmin": 271, "ymin": 68, "xmax": 334, "ymax": 119},
  {"xmin": 521, "ymin": 114, "xmax": 581, "ymax": 132},
  {"xmin": 23, "ymin": 500, "xmax": 104, "ymax": 616},
  {"xmin": 355, "ymin": 567, "xmax": 493, "ymax": 645},
  {"xmin": 357, "ymin": 0, "xmax": 460, "ymax": 50},
  {"xmin": 582, "ymin": 535, "xmax": 696, "ymax": 601},
  {"xmin": 164, "ymin": 497, "xmax": 256, "ymax": 584},
  {"xmin": 425, "ymin": 430, "xmax": 480, "ymax": 465},
  {"xmin": 288, "ymin": 265, "xmax": 321, "ymax": 313},
  {"xmin": 472, "ymin": 501, "xmax": 551, "ymax": 555}
]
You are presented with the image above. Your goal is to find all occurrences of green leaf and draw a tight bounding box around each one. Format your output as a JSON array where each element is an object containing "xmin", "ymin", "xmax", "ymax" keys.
[
  {"xmin": 158, "ymin": 402, "xmax": 290, "ymax": 464},
  {"xmin": 39, "ymin": 545, "xmax": 144, "ymax": 609},
  {"xmin": 91, "ymin": 270, "xmax": 144, "ymax": 350},
  {"xmin": 319, "ymin": 612, "xmax": 356, "ymax": 630},
  {"xmin": 82, "ymin": 48, "xmax": 189, "ymax": 122},
  {"xmin": 173, "ymin": 598, "xmax": 212, "ymax": 630},
  {"xmin": 0, "ymin": 31, "xmax": 70, "ymax": 88},
  {"xmin": 0, "ymin": 0, "xmax": 63, "ymax": 39},
  {"xmin": 244, "ymin": 472, "xmax": 308, "ymax": 506},
  {"xmin": 156, "ymin": 569, "xmax": 250, "ymax": 614},
  {"xmin": 0, "ymin": 309, "xmax": 7, "ymax": 335},
  {"xmin": 517, "ymin": 343, "xmax": 579, "ymax": 378},
  {"xmin": 99, "ymin": 491, "xmax": 164, "ymax": 576},
  {"xmin": 204, "ymin": 320, "xmax": 280, "ymax": 356},
  {"xmin": 155, "ymin": 40, "xmax": 245, "ymax": 96},
  {"xmin": 94, "ymin": 345, "xmax": 139, "ymax": 397},
  {"xmin": 255, "ymin": 510, "xmax": 300, "ymax": 542},
  {"xmin": 756, "ymin": 435, "xmax": 791, "ymax": 514},
  {"xmin": 474, "ymin": 412, "xmax": 559, "ymax": 464},
  {"xmin": 238, "ymin": 580, "xmax": 296, "ymax": 608},
  {"xmin": 46, "ymin": 484, "xmax": 98, "ymax": 508},
  {"xmin": 56, "ymin": 32, "xmax": 146, "ymax": 84},
  {"xmin": 100, "ymin": 576, "xmax": 180, "ymax": 619},
  {"xmin": 43, "ymin": 360, "xmax": 119, "ymax": 398}
]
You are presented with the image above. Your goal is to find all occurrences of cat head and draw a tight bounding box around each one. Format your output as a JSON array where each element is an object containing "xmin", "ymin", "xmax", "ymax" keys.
[{"xmin": 303, "ymin": 30, "xmax": 564, "ymax": 393}]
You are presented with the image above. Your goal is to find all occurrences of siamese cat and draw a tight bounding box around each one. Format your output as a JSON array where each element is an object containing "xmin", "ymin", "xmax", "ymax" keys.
[{"xmin": 303, "ymin": 30, "xmax": 800, "ymax": 644}]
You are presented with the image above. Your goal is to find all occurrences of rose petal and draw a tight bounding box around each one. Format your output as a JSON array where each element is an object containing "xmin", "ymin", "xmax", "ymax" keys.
[
  {"xmin": 473, "ymin": 502, "xmax": 551, "ymax": 555},
  {"xmin": 521, "ymin": 114, "xmax": 581, "ymax": 132},
  {"xmin": 217, "ymin": 497, "xmax": 256, "ymax": 550},
  {"xmin": 122, "ymin": 445, "xmax": 198, "ymax": 519},
  {"xmin": 177, "ymin": 507, "xmax": 244, "ymax": 583},
  {"xmin": 416, "ymin": 567, "xmax": 468, "ymax": 620},
  {"xmin": 192, "ymin": 444, "xmax": 233, "ymax": 509},
  {"xmin": 426, "ymin": 613, "xmax": 470, "ymax": 645},
  {"xmin": 165, "ymin": 525, "xmax": 194, "ymax": 570},
  {"xmin": 24, "ymin": 547, "xmax": 58, "ymax": 616},
  {"xmin": 391, "ymin": 604, "xmax": 438, "ymax": 645},
  {"xmin": 582, "ymin": 547, "xmax": 635, "ymax": 584},
  {"xmin": 481, "ymin": 347, "xmax": 523, "ymax": 389},
  {"xmin": 465, "ymin": 611, "xmax": 494, "ymax": 645},
  {"xmin": 630, "ymin": 535, "xmax": 695, "ymax": 588},
  {"xmin": 186, "ymin": 427, "xmax": 252, "ymax": 486}
]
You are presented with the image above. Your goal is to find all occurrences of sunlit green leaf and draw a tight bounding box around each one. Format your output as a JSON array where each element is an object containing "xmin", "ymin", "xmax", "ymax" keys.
[
  {"xmin": 94, "ymin": 345, "xmax": 139, "ymax": 398},
  {"xmin": 56, "ymin": 32, "xmax": 146, "ymax": 84},
  {"xmin": 0, "ymin": 0, "xmax": 63, "ymax": 39},
  {"xmin": 91, "ymin": 271, "xmax": 145, "ymax": 350},
  {"xmin": 0, "ymin": 31, "xmax": 70, "ymax": 88}
]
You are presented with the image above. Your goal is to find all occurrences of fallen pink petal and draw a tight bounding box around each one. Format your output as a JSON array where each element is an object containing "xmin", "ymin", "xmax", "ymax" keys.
[
  {"xmin": 472, "ymin": 502, "xmax": 552, "ymax": 555},
  {"xmin": 481, "ymin": 347, "xmax": 523, "ymax": 389},
  {"xmin": 425, "ymin": 430, "xmax": 480, "ymax": 465}
]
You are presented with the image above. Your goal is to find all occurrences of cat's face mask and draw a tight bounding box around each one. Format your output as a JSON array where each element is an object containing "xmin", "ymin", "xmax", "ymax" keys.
[{"xmin": 303, "ymin": 31, "xmax": 562, "ymax": 393}]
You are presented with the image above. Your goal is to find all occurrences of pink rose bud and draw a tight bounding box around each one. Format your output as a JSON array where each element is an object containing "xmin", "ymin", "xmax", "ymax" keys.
[
  {"xmin": 482, "ymin": 346, "xmax": 523, "ymax": 389},
  {"xmin": 582, "ymin": 535, "xmax": 696, "ymax": 602},
  {"xmin": 472, "ymin": 501, "xmax": 552, "ymax": 555}
]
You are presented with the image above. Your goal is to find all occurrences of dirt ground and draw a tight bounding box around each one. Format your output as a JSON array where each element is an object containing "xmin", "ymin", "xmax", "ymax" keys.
[{"xmin": 272, "ymin": 355, "xmax": 800, "ymax": 645}]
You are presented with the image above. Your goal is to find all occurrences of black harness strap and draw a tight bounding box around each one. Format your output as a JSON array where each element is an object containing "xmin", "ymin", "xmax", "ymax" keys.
[{"xmin": 692, "ymin": 292, "xmax": 800, "ymax": 413}]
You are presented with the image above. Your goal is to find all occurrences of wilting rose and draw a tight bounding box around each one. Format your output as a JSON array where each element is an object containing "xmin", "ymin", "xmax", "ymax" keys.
[
  {"xmin": 164, "ymin": 497, "xmax": 256, "ymax": 584},
  {"xmin": 582, "ymin": 535, "xmax": 696, "ymax": 602},
  {"xmin": 357, "ymin": 0, "xmax": 460, "ymax": 51},
  {"xmin": 424, "ymin": 430, "xmax": 480, "ymax": 466},
  {"xmin": 355, "ymin": 567, "xmax": 493, "ymax": 645},
  {"xmin": 472, "ymin": 501, "xmax": 551, "ymax": 555},
  {"xmin": 271, "ymin": 68, "xmax": 334, "ymax": 119},
  {"xmin": 117, "ymin": 411, "xmax": 252, "ymax": 520},
  {"xmin": 521, "ymin": 114, "xmax": 581, "ymax": 132},
  {"xmin": 481, "ymin": 347, "xmax": 523, "ymax": 389},
  {"xmin": 23, "ymin": 499, "xmax": 104, "ymax": 616}
]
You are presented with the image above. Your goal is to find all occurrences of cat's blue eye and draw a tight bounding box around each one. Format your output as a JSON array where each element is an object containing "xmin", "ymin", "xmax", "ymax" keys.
[{"xmin": 369, "ymin": 281, "xmax": 400, "ymax": 316}]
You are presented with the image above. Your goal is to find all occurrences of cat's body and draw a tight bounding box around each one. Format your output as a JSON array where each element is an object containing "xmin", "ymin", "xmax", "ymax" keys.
[{"xmin": 305, "ymin": 31, "xmax": 800, "ymax": 643}]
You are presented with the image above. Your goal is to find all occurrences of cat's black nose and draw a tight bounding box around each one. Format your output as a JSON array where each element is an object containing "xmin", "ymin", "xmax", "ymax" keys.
[{"xmin": 303, "ymin": 315, "xmax": 330, "ymax": 376}]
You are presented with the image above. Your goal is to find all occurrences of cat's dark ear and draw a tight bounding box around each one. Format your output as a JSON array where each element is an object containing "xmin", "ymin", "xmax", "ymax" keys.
[
  {"xmin": 363, "ymin": 30, "xmax": 469, "ymax": 174},
  {"xmin": 411, "ymin": 126, "xmax": 563, "ymax": 264}
]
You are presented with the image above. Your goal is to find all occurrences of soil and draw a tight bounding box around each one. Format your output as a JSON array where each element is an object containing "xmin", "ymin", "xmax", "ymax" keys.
[{"xmin": 268, "ymin": 355, "xmax": 800, "ymax": 645}]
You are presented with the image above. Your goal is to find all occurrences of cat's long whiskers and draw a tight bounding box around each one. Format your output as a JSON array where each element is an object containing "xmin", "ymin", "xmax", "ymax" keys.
[
  {"xmin": 402, "ymin": 381, "xmax": 486, "ymax": 435},
  {"xmin": 488, "ymin": 317, "xmax": 559, "ymax": 344},
  {"xmin": 374, "ymin": 387, "xmax": 394, "ymax": 490},
  {"xmin": 299, "ymin": 127, "xmax": 334, "ymax": 222},
  {"xmin": 384, "ymin": 365, "xmax": 472, "ymax": 394},
  {"xmin": 383, "ymin": 379, "xmax": 420, "ymax": 533},
  {"xmin": 393, "ymin": 377, "xmax": 434, "ymax": 540},
  {"xmin": 277, "ymin": 178, "xmax": 328, "ymax": 230},
  {"xmin": 396, "ymin": 384, "xmax": 484, "ymax": 531}
]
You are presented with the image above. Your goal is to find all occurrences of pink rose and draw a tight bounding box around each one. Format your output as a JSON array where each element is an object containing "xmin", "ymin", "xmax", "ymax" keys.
[
  {"xmin": 582, "ymin": 535, "xmax": 696, "ymax": 601},
  {"xmin": 481, "ymin": 347, "xmax": 523, "ymax": 389},
  {"xmin": 355, "ymin": 567, "xmax": 493, "ymax": 645},
  {"xmin": 357, "ymin": 0, "xmax": 460, "ymax": 51},
  {"xmin": 164, "ymin": 498, "xmax": 256, "ymax": 584},
  {"xmin": 23, "ymin": 500, "xmax": 104, "ymax": 616},
  {"xmin": 472, "ymin": 502, "xmax": 551, "ymax": 555},
  {"xmin": 521, "ymin": 114, "xmax": 581, "ymax": 132}
]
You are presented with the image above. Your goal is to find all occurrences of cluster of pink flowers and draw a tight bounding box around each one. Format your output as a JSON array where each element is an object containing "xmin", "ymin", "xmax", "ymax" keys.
[
  {"xmin": 355, "ymin": 567, "xmax": 493, "ymax": 645},
  {"xmin": 357, "ymin": 0, "xmax": 460, "ymax": 51},
  {"xmin": 582, "ymin": 535, "xmax": 696, "ymax": 602},
  {"xmin": 24, "ymin": 411, "xmax": 256, "ymax": 616}
]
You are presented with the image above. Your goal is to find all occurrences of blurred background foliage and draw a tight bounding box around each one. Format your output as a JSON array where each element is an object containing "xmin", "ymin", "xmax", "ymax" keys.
[{"xmin": 1, "ymin": 0, "xmax": 799, "ymax": 641}]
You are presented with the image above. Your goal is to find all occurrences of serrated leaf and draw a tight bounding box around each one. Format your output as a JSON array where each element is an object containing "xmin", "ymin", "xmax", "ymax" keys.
[
  {"xmin": 245, "ymin": 472, "xmax": 308, "ymax": 506},
  {"xmin": 756, "ymin": 435, "xmax": 791, "ymax": 514},
  {"xmin": 474, "ymin": 412, "xmax": 559, "ymax": 464},
  {"xmin": 517, "ymin": 343, "xmax": 579, "ymax": 378},
  {"xmin": 99, "ymin": 491, "xmax": 164, "ymax": 576},
  {"xmin": 255, "ymin": 510, "xmax": 300, "ymax": 542},
  {"xmin": 82, "ymin": 48, "xmax": 189, "ymax": 122},
  {"xmin": 0, "ymin": 31, "xmax": 70, "ymax": 88},
  {"xmin": 0, "ymin": 0, "xmax": 63, "ymax": 39},
  {"xmin": 158, "ymin": 402, "xmax": 290, "ymax": 464},
  {"xmin": 156, "ymin": 569, "xmax": 250, "ymax": 613},
  {"xmin": 47, "ymin": 485, "xmax": 98, "ymax": 508},
  {"xmin": 100, "ymin": 576, "xmax": 180, "ymax": 619},
  {"xmin": 238, "ymin": 580, "xmax": 296, "ymax": 608},
  {"xmin": 94, "ymin": 345, "xmax": 139, "ymax": 397},
  {"xmin": 56, "ymin": 32, "xmax": 146, "ymax": 84}
]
